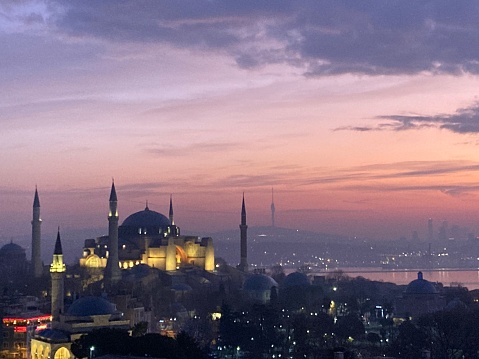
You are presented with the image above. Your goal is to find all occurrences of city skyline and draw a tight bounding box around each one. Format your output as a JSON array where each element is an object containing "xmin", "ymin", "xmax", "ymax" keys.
[{"xmin": 2, "ymin": 2, "xmax": 479, "ymax": 241}]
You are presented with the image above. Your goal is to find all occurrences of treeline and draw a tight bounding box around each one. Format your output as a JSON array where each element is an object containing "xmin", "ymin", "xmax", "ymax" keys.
[
  {"xmin": 390, "ymin": 306, "xmax": 479, "ymax": 359},
  {"xmin": 71, "ymin": 328, "xmax": 207, "ymax": 359}
]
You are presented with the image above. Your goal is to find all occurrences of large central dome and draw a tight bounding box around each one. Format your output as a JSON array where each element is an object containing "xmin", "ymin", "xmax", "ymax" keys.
[
  {"xmin": 121, "ymin": 206, "xmax": 171, "ymax": 228},
  {"xmin": 119, "ymin": 205, "xmax": 171, "ymax": 237}
]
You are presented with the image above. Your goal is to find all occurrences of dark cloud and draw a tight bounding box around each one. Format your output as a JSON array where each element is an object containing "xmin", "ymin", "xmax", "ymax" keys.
[
  {"xmin": 41, "ymin": 1, "xmax": 479, "ymax": 76},
  {"xmin": 340, "ymin": 183, "xmax": 479, "ymax": 198},
  {"xmin": 289, "ymin": 161, "xmax": 479, "ymax": 191},
  {"xmin": 340, "ymin": 103, "xmax": 479, "ymax": 134}
]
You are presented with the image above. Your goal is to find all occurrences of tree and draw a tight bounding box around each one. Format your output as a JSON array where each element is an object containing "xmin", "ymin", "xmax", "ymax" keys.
[
  {"xmin": 334, "ymin": 314, "xmax": 365, "ymax": 343},
  {"xmin": 71, "ymin": 328, "xmax": 207, "ymax": 359},
  {"xmin": 389, "ymin": 320, "xmax": 426, "ymax": 359},
  {"xmin": 270, "ymin": 265, "xmax": 285, "ymax": 285},
  {"xmin": 176, "ymin": 331, "xmax": 208, "ymax": 359},
  {"xmin": 366, "ymin": 332, "xmax": 381, "ymax": 346},
  {"xmin": 131, "ymin": 321, "xmax": 148, "ymax": 337},
  {"xmin": 417, "ymin": 307, "xmax": 479, "ymax": 359}
]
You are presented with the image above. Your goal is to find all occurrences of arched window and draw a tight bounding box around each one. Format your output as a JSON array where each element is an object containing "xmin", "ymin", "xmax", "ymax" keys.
[{"xmin": 54, "ymin": 347, "xmax": 70, "ymax": 359}]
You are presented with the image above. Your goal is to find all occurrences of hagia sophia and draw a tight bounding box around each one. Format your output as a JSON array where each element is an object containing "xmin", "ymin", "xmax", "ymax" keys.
[{"xmin": 78, "ymin": 183, "xmax": 215, "ymax": 274}]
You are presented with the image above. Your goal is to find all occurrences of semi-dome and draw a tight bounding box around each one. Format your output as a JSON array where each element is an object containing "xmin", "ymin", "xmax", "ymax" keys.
[
  {"xmin": 0, "ymin": 242, "xmax": 25, "ymax": 257},
  {"xmin": 67, "ymin": 296, "xmax": 116, "ymax": 317},
  {"xmin": 282, "ymin": 272, "xmax": 310, "ymax": 288},
  {"xmin": 405, "ymin": 272, "xmax": 438, "ymax": 294},
  {"xmin": 171, "ymin": 283, "xmax": 193, "ymax": 292},
  {"xmin": 121, "ymin": 206, "xmax": 171, "ymax": 228},
  {"xmin": 244, "ymin": 274, "xmax": 278, "ymax": 291}
]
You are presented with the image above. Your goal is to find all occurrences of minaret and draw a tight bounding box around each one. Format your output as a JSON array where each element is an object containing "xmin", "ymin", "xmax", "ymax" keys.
[
  {"xmin": 50, "ymin": 228, "xmax": 65, "ymax": 322},
  {"xmin": 31, "ymin": 187, "xmax": 42, "ymax": 278},
  {"xmin": 105, "ymin": 181, "xmax": 121, "ymax": 284},
  {"xmin": 238, "ymin": 193, "xmax": 248, "ymax": 272},
  {"xmin": 169, "ymin": 194, "xmax": 174, "ymax": 225},
  {"xmin": 168, "ymin": 194, "xmax": 180, "ymax": 236},
  {"xmin": 271, "ymin": 187, "xmax": 276, "ymax": 228}
]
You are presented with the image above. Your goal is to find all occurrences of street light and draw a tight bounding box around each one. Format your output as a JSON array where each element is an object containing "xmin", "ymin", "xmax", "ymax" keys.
[{"xmin": 89, "ymin": 346, "xmax": 95, "ymax": 359}]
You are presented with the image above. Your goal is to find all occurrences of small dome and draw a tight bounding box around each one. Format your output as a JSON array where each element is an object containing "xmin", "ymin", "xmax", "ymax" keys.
[
  {"xmin": 405, "ymin": 272, "xmax": 438, "ymax": 294},
  {"xmin": 0, "ymin": 242, "xmax": 25, "ymax": 257},
  {"xmin": 445, "ymin": 297, "xmax": 467, "ymax": 311},
  {"xmin": 128, "ymin": 264, "xmax": 150, "ymax": 279},
  {"xmin": 283, "ymin": 272, "xmax": 310, "ymax": 288},
  {"xmin": 35, "ymin": 329, "xmax": 69, "ymax": 342},
  {"xmin": 244, "ymin": 274, "xmax": 278, "ymax": 291},
  {"xmin": 67, "ymin": 296, "xmax": 116, "ymax": 317},
  {"xmin": 121, "ymin": 207, "xmax": 170, "ymax": 228}
]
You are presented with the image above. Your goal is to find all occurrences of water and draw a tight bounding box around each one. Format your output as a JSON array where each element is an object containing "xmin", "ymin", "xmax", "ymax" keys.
[{"xmin": 319, "ymin": 268, "xmax": 479, "ymax": 290}]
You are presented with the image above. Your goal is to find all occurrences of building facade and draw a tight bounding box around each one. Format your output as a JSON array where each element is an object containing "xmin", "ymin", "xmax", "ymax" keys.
[{"xmin": 79, "ymin": 183, "xmax": 215, "ymax": 275}]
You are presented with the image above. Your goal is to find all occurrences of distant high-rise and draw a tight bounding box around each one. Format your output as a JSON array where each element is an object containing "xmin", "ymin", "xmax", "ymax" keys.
[
  {"xmin": 438, "ymin": 220, "xmax": 448, "ymax": 241},
  {"xmin": 427, "ymin": 218, "xmax": 434, "ymax": 242},
  {"xmin": 412, "ymin": 231, "xmax": 419, "ymax": 242},
  {"xmin": 271, "ymin": 188, "xmax": 275, "ymax": 228},
  {"xmin": 238, "ymin": 193, "xmax": 248, "ymax": 272},
  {"xmin": 31, "ymin": 187, "xmax": 42, "ymax": 278}
]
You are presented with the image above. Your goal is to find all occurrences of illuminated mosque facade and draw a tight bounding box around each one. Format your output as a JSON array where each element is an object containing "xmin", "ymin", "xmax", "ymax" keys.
[{"xmin": 75, "ymin": 182, "xmax": 216, "ymax": 278}]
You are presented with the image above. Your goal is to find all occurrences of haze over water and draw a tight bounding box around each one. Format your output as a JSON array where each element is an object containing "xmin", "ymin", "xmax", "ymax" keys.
[{"xmin": 329, "ymin": 268, "xmax": 479, "ymax": 290}]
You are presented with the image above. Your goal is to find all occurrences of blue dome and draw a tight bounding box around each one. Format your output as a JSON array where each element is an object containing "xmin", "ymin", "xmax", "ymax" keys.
[
  {"xmin": 405, "ymin": 272, "xmax": 438, "ymax": 294},
  {"xmin": 244, "ymin": 274, "xmax": 278, "ymax": 291},
  {"xmin": 67, "ymin": 296, "xmax": 116, "ymax": 317},
  {"xmin": 35, "ymin": 329, "xmax": 69, "ymax": 342},
  {"xmin": 121, "ymin": 207, "xmax": 170, "ymax": 228},
  {"xmin": 0, "ymin": 242, "xmax": 25, "ymax": 257},
  {"xmin": 127, "ymin": 264, "xmax": 150, "ymax": 279},
  {"xmin": 283, "ymin": 272, "xmax": 310, "ymax": 288}
]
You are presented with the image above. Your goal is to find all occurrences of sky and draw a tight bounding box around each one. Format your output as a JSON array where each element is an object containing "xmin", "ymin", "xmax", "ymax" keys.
[{"xmin": 3, "ymin": 1, "xmax": 479, "ymax": 246}]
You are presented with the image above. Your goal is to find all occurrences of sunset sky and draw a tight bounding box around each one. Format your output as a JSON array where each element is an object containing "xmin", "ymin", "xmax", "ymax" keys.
[{"xmin": 3, "ymin": 1, "xmax": 479, "ymax": 245}]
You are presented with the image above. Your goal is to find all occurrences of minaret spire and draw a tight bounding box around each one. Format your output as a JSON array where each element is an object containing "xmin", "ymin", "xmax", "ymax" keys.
[
  {"xmin": 271, "ymin": 187, "xmax": 275, "ymax": 228},
  {"xmin": 106, "ymin": 180, "xmax": 121, "ymax": 284},
  {"xmin": 169, "ymin": 194, "xmax": 174, "ymax": 225},
  {"xmin": 50, "ymin": 227, "xmax": 65, "ymax": 322},
  {"xmin": 238, "ymin": 193, "xmax": 248, "ymax": 272},
  {"xmin": 31, "ymin": 187, "xmax": 42, "ymax": 278}
]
